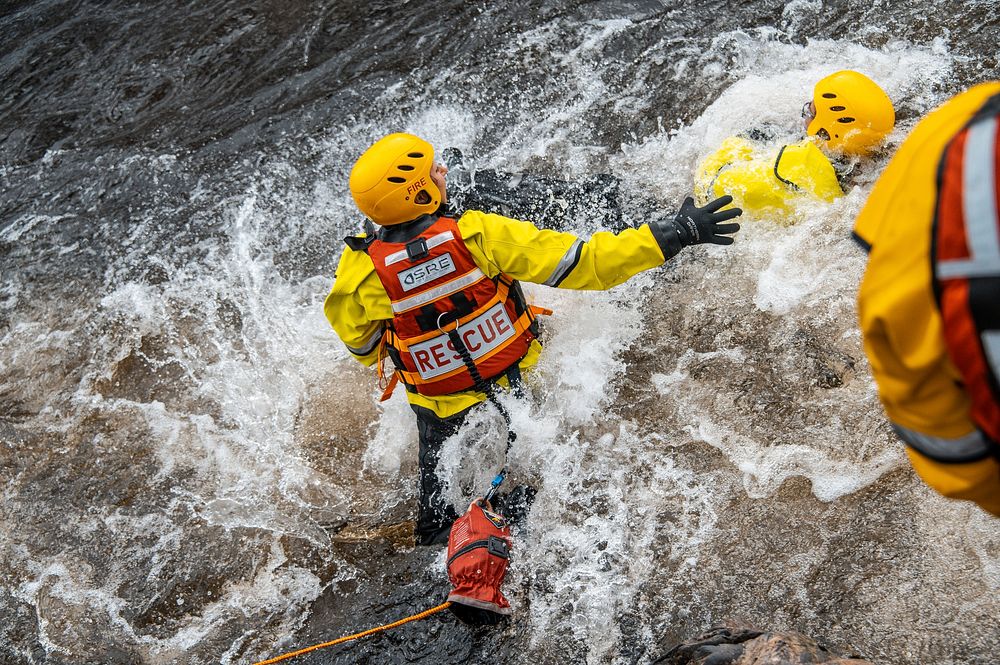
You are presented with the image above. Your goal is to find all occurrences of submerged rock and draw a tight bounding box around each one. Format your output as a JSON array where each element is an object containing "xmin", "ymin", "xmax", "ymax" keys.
[{"xmin": 655, "ymin": 625, "xmax": 872, "ymax": 665}]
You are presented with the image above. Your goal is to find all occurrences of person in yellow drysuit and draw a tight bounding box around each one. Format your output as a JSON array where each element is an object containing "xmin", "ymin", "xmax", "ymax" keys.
[
  {"xmin": 696, "ymin": 70, "xmax": 895, "ymax": 219},
  {"xmin": 854, "ymin": 82, "xmax": 1000, "ymax": 517},
  {"xmin": 325, "ymin": 133, "xmax": 743, "ymax": 544}
]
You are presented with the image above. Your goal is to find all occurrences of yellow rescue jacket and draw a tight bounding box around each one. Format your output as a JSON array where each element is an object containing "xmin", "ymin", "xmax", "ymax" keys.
[
  {"xmin": 854, "ymin": 82, "xmax": 1000, "ymax": 516},
  {"xmin": 325, "ymin": 210, "xmax": 666, "ymax": 418},
  {"xmin": 695, "ymin": 137, "xmax": 843, "ymax": 219}
]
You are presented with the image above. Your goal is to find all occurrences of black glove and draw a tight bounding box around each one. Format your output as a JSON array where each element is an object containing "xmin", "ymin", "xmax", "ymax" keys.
[{"xmin": 650, "ymin": 195, "xmax": 742, "ymax": 259}]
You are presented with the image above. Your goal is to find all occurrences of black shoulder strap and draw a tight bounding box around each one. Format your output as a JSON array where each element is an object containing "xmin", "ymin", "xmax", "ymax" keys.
[
  {"xmin": 344, "ymin": 219, "xmax": 378, "ymax": 253},
  {"xmin": 968, "ymin": 92, "xmax": 1000, "ymax": 126},
  {"xmin": 772, "ymin": 144, "xmax": 801, "ymax": 191}
]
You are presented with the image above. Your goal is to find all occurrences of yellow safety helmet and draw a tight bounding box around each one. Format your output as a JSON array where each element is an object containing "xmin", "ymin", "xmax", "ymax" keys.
[
  {"xmin": 349, "ymin": 133, "xmax": 442, "ymax": 226},
  {"xmin": 807, "ymin": 71, "xmax": 895, "ymax": 156}
]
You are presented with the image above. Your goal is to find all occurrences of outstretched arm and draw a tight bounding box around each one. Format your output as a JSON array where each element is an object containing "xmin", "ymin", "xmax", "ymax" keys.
[{"xmin": 464, "ymin": 195, "xmax": 741, "ymax": 290}]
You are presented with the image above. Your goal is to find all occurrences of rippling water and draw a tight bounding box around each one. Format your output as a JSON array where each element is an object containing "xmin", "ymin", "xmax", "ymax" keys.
[{"xmin": 2, "ymin": 1, "xmax": 999, "ymax": 663}]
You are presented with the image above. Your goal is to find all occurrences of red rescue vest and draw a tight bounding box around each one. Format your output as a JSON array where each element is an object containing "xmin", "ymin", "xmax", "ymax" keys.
[
  {"xmin": 933, "ymin": 93, "xmax": 1000, "ymax": 444},
  {"xmin": 366, "ymin": 216, "xmax": 545, "ymax": 397}
]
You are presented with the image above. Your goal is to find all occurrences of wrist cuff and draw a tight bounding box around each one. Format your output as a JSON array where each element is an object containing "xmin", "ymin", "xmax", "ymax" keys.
[{"xmin": 649, "ymin": 220, "xmax": 684, "ymax": 260}]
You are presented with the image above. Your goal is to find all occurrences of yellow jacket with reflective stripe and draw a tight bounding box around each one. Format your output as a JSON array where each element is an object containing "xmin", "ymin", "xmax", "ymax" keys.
[
  {"xmin": 325, "ymin": 210, "xmax": 666, "ymax": 418},
  {"xmin": 854, "ymin": 82, "xmax": 1000, "ymax": 516}
]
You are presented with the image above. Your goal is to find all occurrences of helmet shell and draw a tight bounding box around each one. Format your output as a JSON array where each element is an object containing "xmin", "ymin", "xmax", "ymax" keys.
[
  {"xmin": 807, "ymin": 71, "xmax": 895, "ymax": 156},
  {"xmin": 349, "ymin": 133, "xmax": 442, "ymax": 225}
]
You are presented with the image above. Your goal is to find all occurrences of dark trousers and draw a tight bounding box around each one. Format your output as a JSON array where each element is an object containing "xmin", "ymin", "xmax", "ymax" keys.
[{"xmin": 413, "ymin": 404, "xmax": 469, "ymax": 545}]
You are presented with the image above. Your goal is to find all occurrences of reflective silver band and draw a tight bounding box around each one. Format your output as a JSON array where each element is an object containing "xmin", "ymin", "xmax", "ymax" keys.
[
  {"xmin": 446, "ymin": 593, "xmax": 513, "ymax": 615},
  {"xmin": 390, "ymin": 268, "xmax": 485, "ymax": 314},
  {"xmin": 964, "ymin": 117, "xmax": 1000, "ymax": 262},
  {"xmin": 983, "ymin": 330, "xmax": 1000, "ymax": 378},
  {"xmin": 543, "ymin": 239, "xmax": 583, "ymax": 287},
  {"xmin": 892, "ymin": 423, "xmax": 992, "ymax": 463},
  {"xmin": 937, "ymin": 259, "xmax": 1000, "ymax": 279},
  {"xmin": 384, "ymin": 231, "xmax": 455, "ymax": 266},
  {"xmin": 346, "ymin": 327, "xmax": 383, "ymax": 356},
  {"xmin": 938, "ymin": 117, "xmax": 1000, "ymax": 279}
]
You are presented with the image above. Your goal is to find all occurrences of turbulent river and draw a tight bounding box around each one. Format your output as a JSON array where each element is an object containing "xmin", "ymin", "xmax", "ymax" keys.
[{"xmin": 2, "ymin": 1, "xmax": 999, "ymax": 663}]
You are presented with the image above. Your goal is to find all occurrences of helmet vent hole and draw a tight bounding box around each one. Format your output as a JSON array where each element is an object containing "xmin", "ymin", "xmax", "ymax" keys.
[
  {"xmin": 830, "ymin": 105, "xmax": 846, "ymax": 111},
  {"xmin": 415, "ymin": 190, "xmax": 431, "ymax": 204},
  {"xmin": 822, "ymin": 93, "xmax": 837, "ymax": 99},
  {"xmin": 816, "ymin": 128, "xmax": 831, "ymax": 140},
  {"xmin": 837, "ymin": 117, "xmax": 856, "ymax": 124},
  {"xmin": 387, "ymin": 176, "xmax": 406, "ymax": 183},
  {"xmin": 397, "ymin": 164, "xmax": 414, "ymax": 171},
  {"xmin": 407, "ymin": 152, "xmax": 424, "ymax": 158}
]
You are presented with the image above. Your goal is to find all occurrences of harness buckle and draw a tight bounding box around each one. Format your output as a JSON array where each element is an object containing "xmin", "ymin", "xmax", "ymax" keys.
[
  {"xmin": 487, "ymin": 535, "xmax": 509, "ymax": 559},
  {"xmin": 405, "ymin": 237, "xmax": 429, "ymax": 262}
]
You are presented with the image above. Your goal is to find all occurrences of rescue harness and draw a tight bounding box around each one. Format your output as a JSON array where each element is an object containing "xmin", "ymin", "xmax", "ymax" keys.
[
  {"xmin": 345, "ymin": 213, "xmax": 540, "ymax": 623},
  {"xmin": 349, "ymin": 215, "xmax": 548, "ymax": 398}
]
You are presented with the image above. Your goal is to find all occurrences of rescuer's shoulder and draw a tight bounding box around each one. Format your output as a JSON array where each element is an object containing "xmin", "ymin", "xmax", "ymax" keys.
[
  {"xmin": 331, "ymin": 235, "xmax": 377, "ymax": 295},
  {"xmin": 456, "ymin": 208, "xmax": 546, "ymax": 241}
]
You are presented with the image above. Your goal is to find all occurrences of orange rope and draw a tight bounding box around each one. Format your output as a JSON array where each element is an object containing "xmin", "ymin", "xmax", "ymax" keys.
[
  {"xmin": 376, "ymin": 335, "xmax": 390, "ymax": 389},
  {"xmin": 252, "ymin": 601, "xmax": 453, "ymax": 665}
]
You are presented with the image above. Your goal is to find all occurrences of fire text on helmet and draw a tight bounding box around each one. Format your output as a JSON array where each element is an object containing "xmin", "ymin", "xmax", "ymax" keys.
[{"xmin": 406, "ymin": 177, "xmax": 427, "ymax": 195}]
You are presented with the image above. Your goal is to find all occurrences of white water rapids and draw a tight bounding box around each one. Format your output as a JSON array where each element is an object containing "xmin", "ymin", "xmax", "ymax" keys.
[{"xmin": 1, "ymin": 9, "xmax": 998, "ymax": 665}]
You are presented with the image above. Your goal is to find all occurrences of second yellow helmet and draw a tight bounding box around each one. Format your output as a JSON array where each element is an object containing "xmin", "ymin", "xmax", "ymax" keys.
[
  {"xmin": 807, "ymin": 71, "xmax": 895, "ymax": 156},
  {"xmin": 349, "ymin": 133, "xmax": 442, "ymax": 226}
]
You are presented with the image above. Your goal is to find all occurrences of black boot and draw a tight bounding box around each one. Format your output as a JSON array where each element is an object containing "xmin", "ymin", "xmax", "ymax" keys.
[{"xmin": 489, "ymin": 485, "xmax": 537, "ymax": 527}]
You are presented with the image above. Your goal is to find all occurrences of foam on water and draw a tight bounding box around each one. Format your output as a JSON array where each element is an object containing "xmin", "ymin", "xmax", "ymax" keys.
[
  {"xmin": 514, "ymin": 422, "xmax": 722, "ymax": 663},
  {"xmin": 0, "ymin": 158, "xmax": 368, "ymax": 656}
]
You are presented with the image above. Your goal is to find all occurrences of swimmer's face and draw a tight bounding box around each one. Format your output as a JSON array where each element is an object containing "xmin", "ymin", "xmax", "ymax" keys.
[
  {"xmin": 429, "ymin": 161, "xmax": 448, "ymax": 204},
  {"xmin": 413, "ymin": 161, "xmax": 447, "ymax": 206}
]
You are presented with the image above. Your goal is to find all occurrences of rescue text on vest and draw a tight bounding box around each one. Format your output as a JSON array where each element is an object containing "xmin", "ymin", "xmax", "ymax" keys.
[{"xmin": 409, "ymin": 303, "xmax": 516, "ymax": 380}]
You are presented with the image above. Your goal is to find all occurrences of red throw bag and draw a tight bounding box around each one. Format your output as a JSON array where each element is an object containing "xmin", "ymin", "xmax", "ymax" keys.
[{"xmin": 446, "ymin": 500, "xmax": 512, "ymax": 620}]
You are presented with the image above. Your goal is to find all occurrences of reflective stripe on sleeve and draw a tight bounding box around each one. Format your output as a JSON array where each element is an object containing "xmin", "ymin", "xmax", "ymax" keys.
[
  {"xmin": 543, "ymin": 239, "xmax": 584, "ymax": 287},
  {"xmin": 938, "ymin": 117, "xmax": 1000, "ymax": 279},
  {"xmin": 983, "ymin": 330, "xmax": 1000, "ymax": 378},
  {"xmin": 892, "ymin": 423, "xmax": 994, "ymax": 464},
  {"xmin": 383, "ymin": 231, "xmax": 456, "ymax": 266},
  {"xmin": 390, "ymin": 268, "xmax": 485, "ymax": 313},
  {"xmin": 346, "ymin": 328, "xmax": 383, "ymax": 356}
]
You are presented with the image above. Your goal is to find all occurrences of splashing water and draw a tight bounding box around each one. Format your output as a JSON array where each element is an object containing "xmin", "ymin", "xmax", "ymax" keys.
[{"xmin": 2, "ymin": 2, "xmax": 999, "ymax": 664}]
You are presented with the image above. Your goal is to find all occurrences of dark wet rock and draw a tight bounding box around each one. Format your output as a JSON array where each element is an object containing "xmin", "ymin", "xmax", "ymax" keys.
[
  {"xmin": 443, "ymin": 147, "xmax": 632, "ymax": 233},
  {"xmin": 655, "ymin": 625, "xmax": 872, "ymax": 665},
  {"xmin": 248, "ymin": 541, "xmax": 477, "ymax": 665}
]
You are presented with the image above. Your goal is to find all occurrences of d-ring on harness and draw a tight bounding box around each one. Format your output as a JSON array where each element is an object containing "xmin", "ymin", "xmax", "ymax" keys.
[{"xmin": 436, "ymin": 311, "xmax": 517, "ymax": 504}]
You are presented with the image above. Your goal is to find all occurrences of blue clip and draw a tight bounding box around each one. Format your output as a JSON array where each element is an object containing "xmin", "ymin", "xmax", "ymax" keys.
[{"xmin": 484, "ymin": 471, "xmax": 506, "ymax": 503}]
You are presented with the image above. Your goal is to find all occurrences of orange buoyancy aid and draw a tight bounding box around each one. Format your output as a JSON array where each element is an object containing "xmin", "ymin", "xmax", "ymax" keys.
[
  {"xmin": 366, "ymin": 216, "xmax": 541, "ymax": 397},
  {"xmin": 933, "ymin": 92, "xmax": 1000, "ymax": 445}
]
